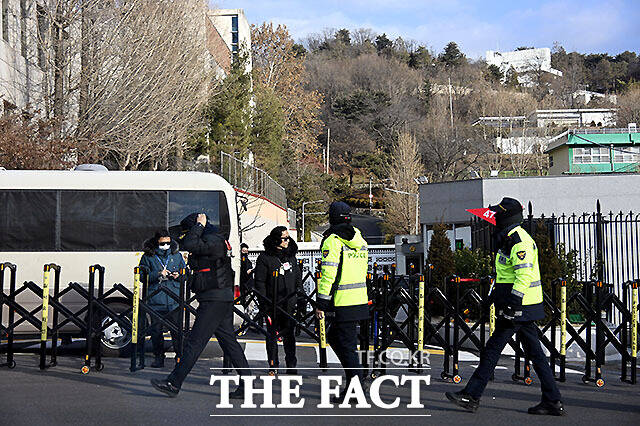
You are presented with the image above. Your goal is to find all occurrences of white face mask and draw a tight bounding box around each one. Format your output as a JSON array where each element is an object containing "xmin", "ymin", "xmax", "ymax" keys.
[{"xmin": 158, "ymin": 244, "xmax": 170, "ymax": 250}]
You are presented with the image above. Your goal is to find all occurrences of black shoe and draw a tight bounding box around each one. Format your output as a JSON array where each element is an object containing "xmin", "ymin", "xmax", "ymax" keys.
[
  {"xmin": 445, "ymin": 390, "xmax": 479, "ymax": 413},
  {"xmin": 229, "ymin": 385, "xmax": 244, "ymax": 399},
  {"xmin": 528, "ymin": 400, "xmax": 565, "ymax": 416},
  {"xmin": 150, "ymin": 356, "xmax": 165, "ymax": 368},
  {"xmin": 285, "ymin": 367, "xmax": 298, "ymax": 375},
  {"xmin": 150, "ymin": 379, "xmax": 179, "ymax": 398}
]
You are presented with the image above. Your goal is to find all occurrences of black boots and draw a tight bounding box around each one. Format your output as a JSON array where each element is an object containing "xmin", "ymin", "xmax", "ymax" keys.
[
  {"xmin": 150, "ymin": 379, "xmax": 179, "ymax": 397},
  {"xmin": 228, "ymin": 384, "xmax": 244, "ymax": 399},
  {"xmin": 445, "ymin": 390, "xmax": 480, "ymax": 413},
  {"xmin": 528, "ymin": 400, "xmax": 565, "ymax": 416}
]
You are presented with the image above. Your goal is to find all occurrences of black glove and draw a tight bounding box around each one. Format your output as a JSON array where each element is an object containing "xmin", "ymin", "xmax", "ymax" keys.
[
  {"xmin": 501, "ymin": 293, "xmax": 523, "ymax": 320},
  {"xmin": 482, "ymin": 291, "xmax": 496, "ymax": 312},
  {"xmin": 316, "ymin": 297, "xmax": 332, "ymax": 313}
]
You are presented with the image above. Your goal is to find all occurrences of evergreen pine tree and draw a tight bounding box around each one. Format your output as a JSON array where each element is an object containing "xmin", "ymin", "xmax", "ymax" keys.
[
  {"xmin": 200, "ymin": 49, "xmax": 252, "ymax": 165},
  {"xmin": 426, "ymin": 223, "xmax": 455, "ymax": 291}
]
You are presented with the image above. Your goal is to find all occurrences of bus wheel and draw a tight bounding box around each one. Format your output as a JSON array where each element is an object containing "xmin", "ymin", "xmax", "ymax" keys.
[{"xmin": 97, "ymin": 301, "xmax": 133, "ymax": 357}]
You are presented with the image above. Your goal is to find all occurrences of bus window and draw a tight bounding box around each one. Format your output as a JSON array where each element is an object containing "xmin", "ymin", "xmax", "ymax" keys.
[
  {"xmin": 0, "ymin": 190, "xmax": 57, "ymax": 251},
  {"xmin": 168, "ymin": 191, "xmax": 230, "ymax": 237},
  {"xmin": 60, "ymin": 190, "xmax": 166, "ymax": 251}
]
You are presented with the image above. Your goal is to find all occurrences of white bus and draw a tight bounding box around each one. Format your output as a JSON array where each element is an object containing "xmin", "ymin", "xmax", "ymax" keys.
[{"xmin": 0, "ymin": 168, "xmax": 241, "ymax": 356}]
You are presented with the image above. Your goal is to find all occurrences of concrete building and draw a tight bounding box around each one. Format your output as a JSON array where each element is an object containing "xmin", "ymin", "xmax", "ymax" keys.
[
  {"xmin": 530, "ymin": 108, "xmax": 616, "ymax": 128},
  {"xmin": 0, "ymin": 0, "xmax": 45, "ymax": 113},
  {"xmin": 419, "ymin": 174, "xmax": 640, "ymax": 226},
  {"xmin": 207, "ymin": 9, "xmax": 252, "ymax": 74},
  {"xmin": 571, "ymin": 90, "xmax": 617, "ymax": 106},
  {"xmin": 545, "ymin": 128, "xmax": 639, "ymax": 175},
  {"xmin": 486, "ymin": 47, "xmax": 562, "ymax": 86},
  {"xmin": 418, "ymin": 173, "xmax": 640, "ymax": 250}
]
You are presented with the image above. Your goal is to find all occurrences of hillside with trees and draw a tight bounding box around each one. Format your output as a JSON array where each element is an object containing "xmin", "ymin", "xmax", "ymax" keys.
[{"xmin": 2, "ymin": 16, "xmax": 639, "ymax": 239}]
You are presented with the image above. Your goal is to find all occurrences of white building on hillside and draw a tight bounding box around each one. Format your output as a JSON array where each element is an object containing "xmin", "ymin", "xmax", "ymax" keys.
[{"xmin": 486, "ymin": 47, "xmax": 562, "ymax": 86}]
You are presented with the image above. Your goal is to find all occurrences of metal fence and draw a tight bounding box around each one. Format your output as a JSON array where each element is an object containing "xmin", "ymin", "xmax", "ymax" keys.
[
  {"xmin": 219, "ymin": 152, "xmax": 287, "ymax": 209},
  {"xmin": 471, "ymin": 201, "xmax": 640, "ymax": 324},
  {"xmin": 248, "ymin": 245, "xmax": 396, "ymax": 297}
]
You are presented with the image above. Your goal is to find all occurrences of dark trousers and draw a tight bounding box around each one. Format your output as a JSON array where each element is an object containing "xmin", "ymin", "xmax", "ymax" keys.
[
  {"xmin": 149, "ymin": 308, "xmax": 182, "ymax": 358},
  {"xmin": 464, "ymin": 318, "xmax": 562, "ymax": 402},
  {"xmin": 265, "ymin": 314, "xmax": 297, "ymax": 369},
  {"xmin": 218, "ymin": 307, "xmax": 238, "ymax": 371},
  {"xmin": 167, "ymin": 301, "xmax": 250, "ymax": 388},
  {"xmin": 328, "ymin": 320, "xmax": 362, "ymax": 381}
]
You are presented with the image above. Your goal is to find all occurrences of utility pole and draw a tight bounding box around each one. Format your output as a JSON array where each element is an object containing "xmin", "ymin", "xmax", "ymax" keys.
[
  {"xmin": 326, "ymin": 128, "xmax": 330, "ymax": 173},
  {"xmin": 448, "ymin": 76, "xmax": 454, "ymax": 130},
  {"xmin": 369, "ymin": 176, "xmax": 373, "ymax": 215}
]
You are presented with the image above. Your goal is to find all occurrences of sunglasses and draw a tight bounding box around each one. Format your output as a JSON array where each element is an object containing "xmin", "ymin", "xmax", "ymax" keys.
[{"xmin": 281, "ymin": 237, "xmax": 290, "ymax": 241}]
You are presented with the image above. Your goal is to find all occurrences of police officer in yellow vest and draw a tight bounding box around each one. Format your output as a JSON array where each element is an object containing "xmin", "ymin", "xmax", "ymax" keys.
[
  {"xmin": 446, "ymin": 198, "xmax": 564, "ymax": 416},
  {"xmin": 315, "ymin": 202, "xmax": 369, "ymax": 401}
]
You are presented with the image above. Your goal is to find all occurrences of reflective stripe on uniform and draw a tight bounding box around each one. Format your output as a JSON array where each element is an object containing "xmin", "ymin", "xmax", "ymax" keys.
[
  {"xmin": 321, "ymin": 261, "xmax": 339, "ymax": 267},
  {"xmin": 317, "ymin": 293, "xmax": 332, "ymax": 300},
  {"xmin": 338, "ymin": 282, "xmax": 367, "ymax": 290},
  {"xmin": 513, "ymin": 263, "xmax": 533, "ymax": 270},
  {"xmin": 511, "ymin": 288, "xmax": 525, "ymax": 298},
  {"xmin": 530, "ymin": 280, "xmax": 541, "ymax": 287}
]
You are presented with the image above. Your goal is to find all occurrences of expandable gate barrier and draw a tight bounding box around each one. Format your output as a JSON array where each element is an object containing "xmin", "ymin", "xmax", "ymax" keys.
[
  {"xmin": 0, "ymin": 263, "xmax": 133, "ymax": 374},
  {"xmin": 2, "ymin": 259, "xmax": 638, "ymax": 388}
]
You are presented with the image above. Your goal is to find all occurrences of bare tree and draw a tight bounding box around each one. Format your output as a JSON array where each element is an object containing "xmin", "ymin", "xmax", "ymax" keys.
[
  {"xmin": 383, "ymin": 131, "xmax": 422, "ymax": 237},
  {"xmin": 617, "ymin": 87, "xmax": 640, "ymax": 127},
  {"xmin": 418, "ymin": 94, "xmax": 480, "ymax": 182},
  {"xmin": 17, "ymin": 0, "xmax": 211, "ymax": 170}
]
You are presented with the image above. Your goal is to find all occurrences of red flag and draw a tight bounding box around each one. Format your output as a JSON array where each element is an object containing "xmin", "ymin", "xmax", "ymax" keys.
[{"xmin": 466, "ymin": 208, "xmax": 497, "ymax": 225}]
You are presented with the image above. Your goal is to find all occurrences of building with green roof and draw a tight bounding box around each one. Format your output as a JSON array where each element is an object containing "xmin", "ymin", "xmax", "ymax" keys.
[{"xmin": 545, "ymin": 128, "xmax": 639, "ymax": 175}]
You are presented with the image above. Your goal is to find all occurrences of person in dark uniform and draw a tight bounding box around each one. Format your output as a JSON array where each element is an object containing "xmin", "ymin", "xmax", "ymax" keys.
[
  {"xmin": 151, "ymin": 213, "xmax": 250, "ymax": 398},
  {"xmin": 254, "ymin": 226, "xmax": 302, "ymax": 375},
  {"xmin": 446, "ymin": 197, "xmax": 564, "ymax": 416},
  {"xmin": 315, "ymin": 202, "xmax": 370, "ymax": 402},
  {"xmin": 239, "ymin": 243, "xmax": 254, "ymax": 305}
]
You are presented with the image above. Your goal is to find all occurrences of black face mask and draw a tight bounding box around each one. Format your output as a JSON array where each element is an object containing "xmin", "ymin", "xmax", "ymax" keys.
[{"xmin": 495, "ymin": 211, "xmax": 523, "ymax": 230}]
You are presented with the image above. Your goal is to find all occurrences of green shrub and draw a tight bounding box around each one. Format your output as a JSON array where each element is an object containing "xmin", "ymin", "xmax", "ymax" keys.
[{"xmin": 453, "ymin": 248, "xmax": 493, "ymax": 279}]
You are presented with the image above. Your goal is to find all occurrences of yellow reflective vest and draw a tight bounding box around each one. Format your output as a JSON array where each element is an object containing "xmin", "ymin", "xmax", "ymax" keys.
[
  {"xmin": 317, "ymin": 227, "xmax": 369, "ymax": 320},
  {"xmin": 494, "ymin": 225, "xmax": 544, "ymax": 321}
]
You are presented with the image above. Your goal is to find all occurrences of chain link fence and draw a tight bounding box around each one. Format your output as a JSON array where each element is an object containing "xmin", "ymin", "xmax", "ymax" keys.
[{"xmin": 219, "ymin": 152, "xmax": 287, "ymax": 209}]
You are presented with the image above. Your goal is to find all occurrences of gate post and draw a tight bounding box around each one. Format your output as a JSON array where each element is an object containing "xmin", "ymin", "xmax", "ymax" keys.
[
  {"xmin": 559, "ymin": 279, "xmax": 567, "ymax": 382},
  {"xmin": 131, "ymin": 266, "xmax": 142, "ymax": 372},
  {"xmin": 40, "ymin": 265, "xmax": 51, "ymax": 370}
]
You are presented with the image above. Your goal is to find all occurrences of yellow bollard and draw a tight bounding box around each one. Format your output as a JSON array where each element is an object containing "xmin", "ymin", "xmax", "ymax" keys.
[
  {"xmin": 319, "ymin": 316, "xmax": 327, "ymax": 349},
  {"xmin": 489, "ymin": 304, "xmax": 495, "ymax": 336},
  {"xmin": 632, "ymin": 282, "xmax": 638, "ymax": 359},
  {"xmin": 560, "ymin": 281, "xmax": 567, "ymax": 357},
  {"xmin": 417, "ymin": 275, "xmax": 425, "ymax": 358},
  {"xmin": 132, "ymin": 267, "xmax": 141, "ymax": 345},
  {"xmin": 41, "ymin": 265, "xmax": 51, "ymax": 342}
]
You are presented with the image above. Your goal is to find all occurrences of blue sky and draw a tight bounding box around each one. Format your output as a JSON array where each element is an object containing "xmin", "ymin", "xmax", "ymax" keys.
[{"xmin": 211, "ymin": 0, "xmax": 639, "ymax": 59}]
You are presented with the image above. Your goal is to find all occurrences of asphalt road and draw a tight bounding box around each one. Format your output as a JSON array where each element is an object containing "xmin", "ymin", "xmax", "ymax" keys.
[{"xmin": 0, "ymin": 341, "xmax": 639, "ymax": 425}]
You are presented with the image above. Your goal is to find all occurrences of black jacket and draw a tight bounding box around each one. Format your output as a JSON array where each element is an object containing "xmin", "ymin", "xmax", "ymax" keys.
[
  {"xmin": 240, "ymin": 255, "xmax": 253, "ymax": 287},
  {"xmin": 180, "ymin": 223, "xmax": 234, "ymax": 302},
  {"xmin": 254, "ymin": 238, "xmax": 302, "ymax": 317}
]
